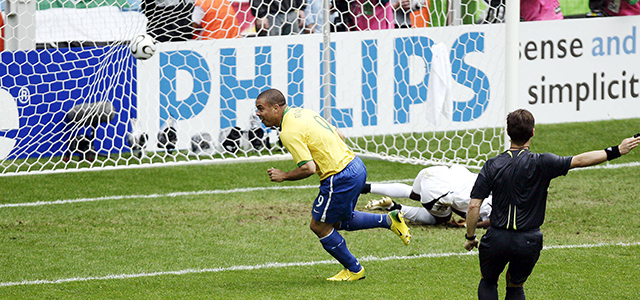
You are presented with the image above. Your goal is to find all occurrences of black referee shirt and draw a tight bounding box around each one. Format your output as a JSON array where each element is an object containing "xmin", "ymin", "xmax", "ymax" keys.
[{"xmin": 471, "ymin": 149, "xmax": 572, "ymax": 231}]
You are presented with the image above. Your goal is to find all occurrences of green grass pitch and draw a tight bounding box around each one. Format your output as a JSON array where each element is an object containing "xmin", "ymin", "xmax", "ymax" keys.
[{"xmin": 1, "ymin": 118, "xmax": 639, "ymax": 299}]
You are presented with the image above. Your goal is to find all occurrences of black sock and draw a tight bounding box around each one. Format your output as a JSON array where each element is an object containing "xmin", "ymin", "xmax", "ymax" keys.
[
  {"xmin": 389, "ymin": 202, "xmax": 402, "ymax": 211},
  {"xmin": 505, "ymin": 287, "xmax": 525, "ymax": 300},
  {"xmin": 478, "ymin": 278, "xmax": 498, "ymax": 300},
  {"xmin": 361, "ymin": 183, "xmax": 371, "ymax": 194}
]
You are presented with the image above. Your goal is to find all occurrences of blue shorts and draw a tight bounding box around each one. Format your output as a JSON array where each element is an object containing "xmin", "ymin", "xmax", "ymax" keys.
[{"xmin": 312, "ymin": 156, "xmax": 367, "ymax": 224}]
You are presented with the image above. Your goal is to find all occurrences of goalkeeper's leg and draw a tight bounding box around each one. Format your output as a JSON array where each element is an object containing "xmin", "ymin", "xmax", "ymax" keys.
[
  {"xmin": 400, "ymin": 205, "xmax": 438, "ymax": 225},
  {"xmin": 361, "ymin": 183, "xmax": 413, "ymax": 198}
]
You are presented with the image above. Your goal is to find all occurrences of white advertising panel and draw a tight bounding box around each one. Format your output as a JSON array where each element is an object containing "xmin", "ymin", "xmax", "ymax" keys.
[
  {"xmin": 136, "ymin": 26, "xmax": 506, "ymax": 150},
  {"xmin": 520, "ymin": 16, "xmax": 640, "ymax": 124}
]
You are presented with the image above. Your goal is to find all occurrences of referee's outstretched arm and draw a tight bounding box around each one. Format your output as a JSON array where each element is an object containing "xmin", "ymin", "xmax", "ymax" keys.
[{"xmin": 570, "ymin": 135, "xmax": 640, "ymax": 169}]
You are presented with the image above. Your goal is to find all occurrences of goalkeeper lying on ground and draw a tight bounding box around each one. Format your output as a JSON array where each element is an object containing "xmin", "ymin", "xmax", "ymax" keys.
[{"xmin": 362, "ymin": 165, "xmax": 491, "ymax": 228}]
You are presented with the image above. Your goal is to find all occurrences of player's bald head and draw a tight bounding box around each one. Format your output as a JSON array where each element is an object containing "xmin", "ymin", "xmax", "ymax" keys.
[
  {"xmin": 257, "ymin": 89, "xmax": 286, "ymax": 107},
  {"xmin": 255, "ymin": 88, "xmax": 288, "ymax": 128}
]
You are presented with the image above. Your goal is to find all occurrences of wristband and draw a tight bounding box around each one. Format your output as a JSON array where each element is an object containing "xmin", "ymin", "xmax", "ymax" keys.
[
  {"xmin": 465, "ymin": 233, "xmax": 476, "ymax": 241},
  {"xmin": 604, "ymin": 145, "xmax": 621, "ymax": 161}
]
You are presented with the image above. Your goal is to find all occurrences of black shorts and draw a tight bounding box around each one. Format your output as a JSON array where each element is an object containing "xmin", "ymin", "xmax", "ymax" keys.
[{"xmin": 478, "ymin": 227, "xmax": 543, "ymax": 285}]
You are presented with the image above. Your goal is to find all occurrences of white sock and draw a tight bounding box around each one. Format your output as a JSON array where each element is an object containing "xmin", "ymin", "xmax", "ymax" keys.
[
  {"xmin": 369, "ymin": 183, "xmax": 412, "ymax": 198},
  {"xmin": 401, "ymin": 205, "xmax": 436, "ymax": 225}
]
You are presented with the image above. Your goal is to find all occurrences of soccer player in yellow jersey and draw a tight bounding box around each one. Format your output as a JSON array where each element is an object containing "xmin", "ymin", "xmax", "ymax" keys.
[{"xmin": 255, "ymin": 88, "xmax": 411, "ymax": 281}]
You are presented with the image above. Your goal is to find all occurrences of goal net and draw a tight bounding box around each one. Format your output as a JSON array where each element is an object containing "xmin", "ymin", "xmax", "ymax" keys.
[{"xmin": 0, "ymin": 0, "xmax": 507, "ymax": 176}]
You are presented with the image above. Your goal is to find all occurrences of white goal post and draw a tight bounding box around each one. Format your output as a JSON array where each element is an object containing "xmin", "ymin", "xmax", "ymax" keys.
[{"xmin": 0, "ymin": 0, "xmax": 516, "ymax": 176}]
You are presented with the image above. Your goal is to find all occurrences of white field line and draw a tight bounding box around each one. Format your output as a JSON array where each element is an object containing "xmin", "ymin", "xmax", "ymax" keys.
[
  {"xmin": 0, "ymin": 185, "xmax": 314, "ymax": 208},
  {"xmin": 0, "ymin": 179, "xmax": 414, "ymax": 209},
  {"xmin": 2, "ymin": 160, "xmax": 639, "ymax": 209},
  {"xmin": 1, "ymin": 241, "xmax": 638, "ymax": 288},
  {"xmin": 573, "ymin": 161, "xmax": 640, "ymax": 171}
]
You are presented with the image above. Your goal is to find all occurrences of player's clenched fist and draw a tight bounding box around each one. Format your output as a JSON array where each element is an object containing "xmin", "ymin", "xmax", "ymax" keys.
[{"xmin": 268, "ymin": 167, "xmax": 286, "ymax": 182}]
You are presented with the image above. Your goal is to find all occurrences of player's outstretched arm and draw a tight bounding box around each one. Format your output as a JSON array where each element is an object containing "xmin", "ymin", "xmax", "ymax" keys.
[
  {"xmin": 268, "ymin": 161, "xmax": 317, "ymax": 182},
  {"xmin": 570, "ymin": 135, "xmax": 640, "ymax": 169}
]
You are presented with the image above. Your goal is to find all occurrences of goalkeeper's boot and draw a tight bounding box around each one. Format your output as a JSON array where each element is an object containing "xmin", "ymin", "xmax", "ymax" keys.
[
  {"xmin": 389, "ymin": 210, "xmax": 411, "ymax": 245},
  {"xmin": 365, "ymin": 196, "xmax": 395, "ymax": 211},
  {"xmin": 326, "ymin": 266, "xmax": 366, "ymax": 281}
]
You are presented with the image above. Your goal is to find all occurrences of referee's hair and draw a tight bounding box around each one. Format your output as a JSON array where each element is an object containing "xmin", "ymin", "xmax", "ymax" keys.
[
  {"xmin": 257, "ymin": 89, "xmax": 287, "ymax": 107},
  {"xmin": 507, "ymin": 109, "xmax": 535, "ymax": 145}
]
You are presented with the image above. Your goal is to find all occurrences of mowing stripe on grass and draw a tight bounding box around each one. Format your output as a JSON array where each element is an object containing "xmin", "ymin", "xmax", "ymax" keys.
[
  {"xmin": 0, "ymin": 179, "xmax": 414, "ymax": 209},
  {"xmin": 1, "ymin": 241, "xmax": 638, "ymax": 287},
  {"xmin": 2, "ymin": 160, "xmax": 638, "ymax": 209},
  {"xmin": 0, "ymin": 185, "xmax": 316, "ymax": 208}
]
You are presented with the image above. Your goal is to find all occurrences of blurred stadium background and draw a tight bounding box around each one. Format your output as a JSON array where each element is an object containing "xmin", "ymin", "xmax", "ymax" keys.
[{"xmin": 0, "ymin": 0, "xmax": 638, "ymax": 298}]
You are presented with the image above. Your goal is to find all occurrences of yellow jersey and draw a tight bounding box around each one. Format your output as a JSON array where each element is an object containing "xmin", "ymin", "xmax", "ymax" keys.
[{"xmin": 279, "ymin": 107, "xmax": 355, "ymax": 180}]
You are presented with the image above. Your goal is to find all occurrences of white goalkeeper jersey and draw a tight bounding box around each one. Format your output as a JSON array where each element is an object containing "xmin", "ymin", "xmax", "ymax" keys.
[
  {"xmin": 412, "ymin": 165, "xmax": 489, "ymax": 218},
  {"xmin": 479, "ymin": 198, "xmax": 492, "ymax": 222}
]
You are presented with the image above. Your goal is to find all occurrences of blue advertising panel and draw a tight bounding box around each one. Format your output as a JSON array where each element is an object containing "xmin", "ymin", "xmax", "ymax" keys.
[{"xmin": 0, "ymin": 46, "xmax": 134, "ymax": 160}]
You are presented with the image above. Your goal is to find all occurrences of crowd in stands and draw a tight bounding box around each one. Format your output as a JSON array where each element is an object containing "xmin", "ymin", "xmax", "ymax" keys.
[
  {"xmin": 140, "ymin": 0, "xmax": 640, "ymax": 40},
  {"xmin": 0, "ymin": 0, "xmax": 639, "ymax": 49},
  {"xmin": 484, "ymin": 0, "xmax": 639, "ymax": 22}
]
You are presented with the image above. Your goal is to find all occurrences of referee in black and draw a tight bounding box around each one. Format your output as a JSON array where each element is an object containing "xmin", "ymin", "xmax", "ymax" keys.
[{"xmin": 463, "ymin": 109, "xmax": 640, "ymax": 300}]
